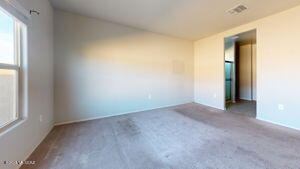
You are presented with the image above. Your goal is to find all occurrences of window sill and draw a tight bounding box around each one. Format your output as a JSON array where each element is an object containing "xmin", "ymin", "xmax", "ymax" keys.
[{"xmin": 0, "ymin": 118, "xmax": 26, "ymax": 137}]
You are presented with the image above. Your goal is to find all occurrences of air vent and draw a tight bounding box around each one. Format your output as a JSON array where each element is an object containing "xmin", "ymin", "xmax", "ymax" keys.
[{"xmin": 227, "ymin": 4, "xmax": 248, "ymax": 15}]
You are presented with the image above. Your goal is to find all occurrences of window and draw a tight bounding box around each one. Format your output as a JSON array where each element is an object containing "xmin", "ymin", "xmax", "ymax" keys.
[{"xmin": 0, "ymin": 8, "xmax": 23, "ymax": 129}]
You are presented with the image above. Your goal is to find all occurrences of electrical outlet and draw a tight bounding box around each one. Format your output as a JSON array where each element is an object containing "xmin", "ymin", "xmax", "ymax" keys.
[
  {"xmin": 278, "ymin": 104, "xmax": 285, "ymax": 111},
  {"xmin": 148, "ymin": 94, "xmax": 152, "ymax": 100},
  {"xmin": 39, "ymin": 115, "xmax": 43, "ymax": 122}
]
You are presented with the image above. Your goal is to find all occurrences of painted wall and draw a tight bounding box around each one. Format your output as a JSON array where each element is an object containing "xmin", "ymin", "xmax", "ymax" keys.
[
  {"xmin": 238, "ymin": 44, "xmax": 252, "ymax": 100},
  {"xmin": 194, "ymin": 35, "xmax": 224, "ymax": 109},
  {"xmin": 252, "ymin": 44, "xmax": 257, "ymax": 101},
  {"xmin": 54, "ymin": 10, "xmax": 194, "ymax": 124},
  {"xmin": 194, "ymin": 5, "xmax": 300, "ymax": 130},
  {"xmin": 0, "ymin": 0, "xmax": 53, "ymax": 168},
  {"xmin": 237, "ymin": 43, "xmax": 257, "ymax": 101}
]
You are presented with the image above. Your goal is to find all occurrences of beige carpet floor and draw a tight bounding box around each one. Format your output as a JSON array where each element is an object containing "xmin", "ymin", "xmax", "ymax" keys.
[
  {"xmin": 21, "ymin": 103, "xmax": 300, "ymax": 169},
  {"xmin": 226, "ymin": 99, "xmax": 256, "ymax": 117}
]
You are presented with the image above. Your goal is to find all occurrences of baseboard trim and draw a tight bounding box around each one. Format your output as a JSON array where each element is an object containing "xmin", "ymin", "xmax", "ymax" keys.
[
  {"xmin": 194, "ymin": 101, "xmax": 300, "ymax": 131},
  {"xmin": 256, "ymin": 117, "xmax": 300, "ymax": 131},
  {"xmin": 239, "ymin": 97, "xmax": 252, "ymax": 101},
  {"xmin": 54, "ymin": 102, "xmax": 193, "ymax": 126},
  {"xmin": 21, "ymin": 124, "xmax": 54, "ymax": 167},
  {"xmin": 194, "ymin": 101, "xmax": 225, "ymax": 110}
]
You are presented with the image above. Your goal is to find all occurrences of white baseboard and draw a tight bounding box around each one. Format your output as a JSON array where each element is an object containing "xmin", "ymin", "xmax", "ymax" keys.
[
  {"xmin": 54, "ymin": 102, "xmax": 300, "ymax": 132},
  {"xmin": 256, "ymin": 117, "xmax": 300, "ymax": 131},
  {"xmin": 54, "ymin": 102, "xmax": 193, "ymax": 126},
  {"xmin": 239, "ymin": 97, "xmax": 252, "ymax": 101},
  {"xmin": 194, "ymin": 101, "xmax": 300, "ymax": 131},
  {"xmin": 19, "ymin": 124, "xmax": 54, "ymax": 169},
  {"xmin": 194, "ymin": 101, "xmax": 225, "ymax": 110}
]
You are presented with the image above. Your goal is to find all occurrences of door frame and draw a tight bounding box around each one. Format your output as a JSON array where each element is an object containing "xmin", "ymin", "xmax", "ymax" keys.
[{"xmin": 223, "ymin": 29, "xmax": 257, "ymax": 116}]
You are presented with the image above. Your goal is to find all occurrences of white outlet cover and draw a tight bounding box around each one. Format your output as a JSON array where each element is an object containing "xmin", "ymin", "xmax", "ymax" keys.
[
  {"xmin": 148, "ymin": 94, "xmax": 152, "ymax": 99},
  {"xmin": 278, "ymin": 104, "xmax": 284, "ymax": 110}
]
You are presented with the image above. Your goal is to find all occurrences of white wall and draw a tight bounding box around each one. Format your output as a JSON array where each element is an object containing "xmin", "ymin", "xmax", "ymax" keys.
[
  {"xmin": 238, "ymin": 44, "xmax": 252, "ymax": 100},
  {"xmin": 194, "ymin": 5, "xmax": 300, "ymax": 130},
  {"xmin": 0, "ymin": 0, "xmax": 53, "ymax": 168},
  {"xmin": 237, "ymin": 43, "xmax": 257, "ymax": 101},
  {"xmin": 194, "ymin": 35, "xmax": 224, "ymax": 109},
  {"xmin": 54, "ymin": 10, "xmax": 194, "ymax": 124},
  {"xmin": 252, "ymin": 43, "xmax": 257, "ymax": 101}
]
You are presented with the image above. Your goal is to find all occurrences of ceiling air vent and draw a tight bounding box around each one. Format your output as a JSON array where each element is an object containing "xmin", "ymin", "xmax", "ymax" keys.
[{"xmin": 227, "ymin": 4, "xmax": 248, "ymax": 15}]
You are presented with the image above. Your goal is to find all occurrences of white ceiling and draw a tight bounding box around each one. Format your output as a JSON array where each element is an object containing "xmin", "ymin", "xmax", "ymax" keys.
[{"xmin": 50, "ymin": 0, "xmax": 300, "ymax": 40}]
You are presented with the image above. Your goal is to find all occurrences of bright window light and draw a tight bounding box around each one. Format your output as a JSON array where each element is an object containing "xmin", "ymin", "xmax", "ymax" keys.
[{"xmin": 0, "ymin": 8, "xmax": 23, "ymax": 129}]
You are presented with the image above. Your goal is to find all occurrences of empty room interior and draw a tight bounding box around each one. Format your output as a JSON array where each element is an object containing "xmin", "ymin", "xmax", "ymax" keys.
[{"xmin": 1, "ymin": 0, "xmax": 300, "ymax": 169}]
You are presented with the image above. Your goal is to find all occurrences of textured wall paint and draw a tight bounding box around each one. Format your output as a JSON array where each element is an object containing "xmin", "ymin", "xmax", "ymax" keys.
[
  {"xmin": 54, "ymin": 10, "xmax": 194, "ymax": 124},
  {"xmin": 252, "ymin": 44, "xmax": 257, "ymax": 101},
  {"xmin": 238, "ymin": 44, "xmax": 252, "ymax": 100},
  {"xmin": 194, "ymin": 35, "xmax": 224, "ymax": 109},
  {"xmin": 194, "ymin": 5, "xmax": 300, "ymax": 130},
  {"xmin": 237, "ymin": 43, "xmax": 257, "ymax": 101},
  {"xmin": 0, "ymin": 0, "xmax": 53, "ymax": 168}
]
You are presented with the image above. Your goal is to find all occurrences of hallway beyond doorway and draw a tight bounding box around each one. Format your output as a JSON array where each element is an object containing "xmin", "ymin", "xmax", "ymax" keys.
[{"xmin": 226, "ymin": 99, "xmax": 256, "ymax": 117}]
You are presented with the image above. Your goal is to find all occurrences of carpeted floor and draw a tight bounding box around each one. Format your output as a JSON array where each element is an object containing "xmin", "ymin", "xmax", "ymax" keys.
[
  {"xmin": 21, "ymin": 103, "xmax": 300, "ymax": 169},
  {"xmin": 226, "ymin": 99, "xmax": 256, "ymax": 117}
]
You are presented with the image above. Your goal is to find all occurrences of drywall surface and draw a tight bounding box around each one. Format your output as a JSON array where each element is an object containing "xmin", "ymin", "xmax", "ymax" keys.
[
  {"xmin": 238, "ymin": 44, "xmax": 252, "ymax": 100},
  {"xmin": 194, "ymin": 35, "xmax": 225, "ymax": 109},
  {"xmin": 194, "ymin": 5, "xmax": 300, "ymax": 130},
  {"xmin": 54, "ymin": 10, "xmax": 194, "ymax": 124},
  {"xmin": 252, "ymin": 44, "xmax": 257, "ymax": 101},
  {"xmin": 0, "ymin": 0, "xmax": 54, "ymax": 168}
]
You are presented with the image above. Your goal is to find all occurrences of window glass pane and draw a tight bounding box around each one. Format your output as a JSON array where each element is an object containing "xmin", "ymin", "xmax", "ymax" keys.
[
  {"xmin": 0, "ymin": 69, "xmax": 17, "ymax": 127},
  {"xmin": 0, "ymin": 9, "xmax": 15, "ymax": 64}
]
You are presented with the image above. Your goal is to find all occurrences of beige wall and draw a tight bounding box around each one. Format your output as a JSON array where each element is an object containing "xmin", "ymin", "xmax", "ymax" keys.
[
  {"xmin": 237, "ymin": 43, "xmax": 257, "ymax": 101},
  {"xmin": 194, "ymin": 35, "xmax": 224, "ymax": 109},
  {"xmin": 252, "ymin": 43, "xmax": 257, "ymax": 101},
  {"xmin": 0, "ymin": 0, "xmax": 54, "ymax": 168},
  {"xmin": 194, "ymin": 5, "xmax": 300, "ymax": 130},
  {"xmin": 238, "ymin": 44, "xmax": 252, "ymax": 100},
  {"xmin": 54, "ymin": 10, "xmax": 194, "ymax": 124}
]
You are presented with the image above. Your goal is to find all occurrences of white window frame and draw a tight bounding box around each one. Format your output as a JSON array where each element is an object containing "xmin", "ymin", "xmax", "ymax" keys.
[{"xmin": 0, "ymin": 8, "xmax": 26, "ymax": 133}]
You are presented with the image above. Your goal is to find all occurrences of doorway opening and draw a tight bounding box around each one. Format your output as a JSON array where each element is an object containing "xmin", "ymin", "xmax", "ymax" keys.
[{"xmin": 224, "ymin": 29, "xmax": 257, "ymax": 118}]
